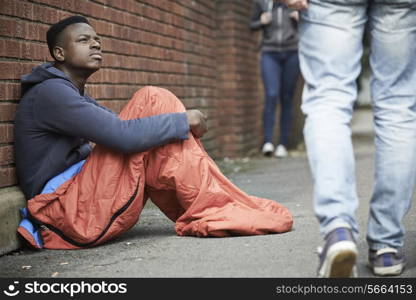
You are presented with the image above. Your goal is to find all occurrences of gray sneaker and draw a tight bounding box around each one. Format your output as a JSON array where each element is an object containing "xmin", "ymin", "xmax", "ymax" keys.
[
  {"xmin": 368, "ymin": 248, "xmax": 405, "ymax": 276},
  {"xmin": 317, "ymin": 227, "xmax": 358, "ymax": 278}
]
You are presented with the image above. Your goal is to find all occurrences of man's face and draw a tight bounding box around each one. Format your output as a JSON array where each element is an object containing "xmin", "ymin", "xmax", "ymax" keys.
[{"xmin": 56, "ymin": 23, "xmax": 102, "ymax": 71}]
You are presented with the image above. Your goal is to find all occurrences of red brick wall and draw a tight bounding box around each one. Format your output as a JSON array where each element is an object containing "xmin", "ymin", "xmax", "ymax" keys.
[
  {"xmin": 0, "ymin": 0, "xmax": 264, "ymax": 190},
  {"xmin": 216, "ymin": 0, "xmax": 263, "ymax": 156}
]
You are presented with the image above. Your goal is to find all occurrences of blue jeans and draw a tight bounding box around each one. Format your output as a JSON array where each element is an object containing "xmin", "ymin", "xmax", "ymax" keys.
[
  {"xmin": 299, "ymin": 0, "xmax": 416, "ymax": 250},
  {"xmin": 261, "ymin": 50, "xmax": 300, "ymax": 146}
]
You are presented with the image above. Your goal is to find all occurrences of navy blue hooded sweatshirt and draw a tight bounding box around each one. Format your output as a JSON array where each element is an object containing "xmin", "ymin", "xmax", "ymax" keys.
[{"xmin": 14, "ymin": 63, "xmax": 189, "ymax": 200}]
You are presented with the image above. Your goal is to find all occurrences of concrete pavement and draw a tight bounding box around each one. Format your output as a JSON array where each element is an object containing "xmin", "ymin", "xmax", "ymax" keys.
[
  {"xmin": 0, "ymin": 188, "xmax": 25, "ymax": 256},
  {"xmin": 0, "ymin": 109, "xmax": 415, "ymax": 278}
]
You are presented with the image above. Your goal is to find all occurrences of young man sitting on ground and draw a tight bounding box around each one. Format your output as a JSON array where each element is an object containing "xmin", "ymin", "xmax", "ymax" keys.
[{"xmin": 15, "ymin": 16, "xmax": 293, "ymax": 249}]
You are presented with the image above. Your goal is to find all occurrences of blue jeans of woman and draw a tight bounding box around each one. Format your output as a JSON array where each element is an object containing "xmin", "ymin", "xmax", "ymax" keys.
[
  {"xmin": 261, "ymin": 50, "xmax": 300, "ymax": 146},
  {"xmin": 299, "ymin": 0, "xmax": 416, "ymax": 250}
]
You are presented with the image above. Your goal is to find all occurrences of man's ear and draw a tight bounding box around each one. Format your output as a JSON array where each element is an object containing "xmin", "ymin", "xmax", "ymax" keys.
[{"xmin": 53, "ymin": 46, "xmax": 65, "ymax": 62}]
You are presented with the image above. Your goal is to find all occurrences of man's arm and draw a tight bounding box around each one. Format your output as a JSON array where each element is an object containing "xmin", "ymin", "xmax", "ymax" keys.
[
  {"xmin": 85, "ymin": 94, "xmax": 207, "ymax": 139},
  {"xmin": 85, "ymin": 94, "xmax": 117, "ymax": 115},
  {"xmin": 34, "ymin": 81, "xmax": 191, "ymax": 153}
]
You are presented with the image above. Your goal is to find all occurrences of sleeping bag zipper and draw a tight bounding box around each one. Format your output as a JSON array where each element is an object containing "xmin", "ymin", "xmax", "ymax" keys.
[{"xmin": 34, "ymin": 179, "xmax": 140, "ymax": 248}]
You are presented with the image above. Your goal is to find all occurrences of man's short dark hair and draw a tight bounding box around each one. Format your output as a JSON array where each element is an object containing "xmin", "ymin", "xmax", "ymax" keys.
[{"xmin": 46, "ymin": 15, "xmax": 90, "ymax": 60}]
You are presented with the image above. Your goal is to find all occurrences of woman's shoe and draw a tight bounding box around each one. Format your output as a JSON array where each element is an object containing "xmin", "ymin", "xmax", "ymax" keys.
[
  {"xmin": 275, "ymin": 144, "xmax": 288, "ymax": 158},
  {"xmin": 262, "ymin": 142, "xmax": 275, "ymax": 156}
]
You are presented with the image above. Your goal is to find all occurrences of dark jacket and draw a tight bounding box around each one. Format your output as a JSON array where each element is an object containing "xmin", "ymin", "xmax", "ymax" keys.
[
  {"xmin": 250, "ymin": 0, "xmax": 298, "ymax": 52},
  {"xmin": 14, "ymin": 63, "xmax": 189, "ymax": 199}
]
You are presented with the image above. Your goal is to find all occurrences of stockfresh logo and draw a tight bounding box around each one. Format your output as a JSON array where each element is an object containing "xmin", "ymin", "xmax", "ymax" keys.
[
  {"xmin": 2, "ymin": 281, "xmax": 127, "ymax": 297},
  {"xmin": 3, "ymin": 281, "xmax": 20, "ymax": 297}
]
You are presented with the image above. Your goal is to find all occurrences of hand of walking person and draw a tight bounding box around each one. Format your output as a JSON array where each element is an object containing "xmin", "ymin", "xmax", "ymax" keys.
[
  {"xmin": 260, "ymin": 12, "xmax": 272, "ymax": 25},
  {"xmin": 281, "ymin": 0, "xmax": 308, "ymax": 10},
  {"xmin": 186, "ymin": 109, "xmax": 208, "ymax": 138},
  {"xmin": 289, "ymin": 11, "xmax": 299, "ymax": 21}
]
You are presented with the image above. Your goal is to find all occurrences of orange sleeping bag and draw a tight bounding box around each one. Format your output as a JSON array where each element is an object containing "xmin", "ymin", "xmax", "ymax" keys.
[{"xmin": 18, "ymin": 86, "xmax": 293, "ymax": 249}]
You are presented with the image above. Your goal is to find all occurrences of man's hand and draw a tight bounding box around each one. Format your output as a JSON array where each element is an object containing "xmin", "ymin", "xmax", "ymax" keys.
[
  {"xmin": 260, "ymin": 12, "xmax": 272, "ymax": 25},
  {"xmin": 186, "ymin": 109, "xmax": 208, "ymax": 138},
  {"xmin": 281, "ymin": 0, "xmax": 308, "ymax": 10},
  {"xmin": 289, "ymin": 11, "xmax": 299, "ymax": 21}
]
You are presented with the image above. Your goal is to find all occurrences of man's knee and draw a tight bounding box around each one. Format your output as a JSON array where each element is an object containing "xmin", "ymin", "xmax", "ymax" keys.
[{"xmin": 127, "ymin": 86, "xmax": 185, "ymax": 115}]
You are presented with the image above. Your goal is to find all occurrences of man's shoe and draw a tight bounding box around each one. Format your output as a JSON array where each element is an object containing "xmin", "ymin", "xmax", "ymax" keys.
[
  {"xmin": 317, "ymin": 227, "xmax": 358, "ymax": 278},
  {"xmin": 262, "ymin": 142, "xmax": 274, "ymax": 156},
  {"xmin": 275, "ymin": 144, "xmax": 288, "ymax": 158},
  {"xmin": 368, "ymin": 248, "xmax": 405, "ymax": 276}
]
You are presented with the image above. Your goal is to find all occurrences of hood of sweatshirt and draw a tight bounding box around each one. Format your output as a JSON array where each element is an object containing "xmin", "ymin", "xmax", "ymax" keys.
[{"xmin": 20, "ymin": 62, "xmax": 71, "ymax": 96}]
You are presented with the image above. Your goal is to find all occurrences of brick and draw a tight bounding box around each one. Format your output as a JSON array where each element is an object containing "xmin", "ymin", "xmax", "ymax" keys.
[
  {"xmin": 0, "ymin": 17, "xmax": 22, "ymax": 39},
  {"xmin": 0, "ymin": 39, "xmax": 48, "ymax": 61},
  {"xmin": 17, "ymin": 1, "xmax": 34, "ymax": 19},
  {"xmin": 0, "ymin": 0, "xmax": 14, "ymax": 16},
  {"xmin": 0, "ymin": 103, "xmax": 17, "ymax": 122},
  {"xmin": 0, "ymin": 124, "xmax": 14, "ymax": 143},
  {"xmin": 0, "ymin": 167, "xmax": 16, "ymax": 188},
  {"xmin": 0, "ymin": 62, "xmax": 37, "ymax": 80},
  {"xmin": 0, "ymin": 83, "xmax": 20, "ymax": 101},
  {"xmin": 0, "ymin": 145, "xmax": 14, "ymax": 166},
  {"xmin": 32, "ymin": 4, "xmax": 60, "ymax": 24},
  {"xmin": 0, "ymin": 0, "xmax": 33, "ymax": 19}
]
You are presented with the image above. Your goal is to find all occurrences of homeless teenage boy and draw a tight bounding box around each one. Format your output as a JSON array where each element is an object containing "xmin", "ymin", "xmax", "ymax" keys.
[{"xmin": 14, "ymin": 16, "xmax": 293, "ymax": 250}]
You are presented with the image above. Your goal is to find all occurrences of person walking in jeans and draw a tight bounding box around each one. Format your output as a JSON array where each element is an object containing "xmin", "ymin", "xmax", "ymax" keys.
[
  {"xmin": 283, "ymin": 0, "xmax": 416, "ymax": 277},
  {"xmin": 250, "ymin": 0, "xmax": 300, "ymax": 158}
]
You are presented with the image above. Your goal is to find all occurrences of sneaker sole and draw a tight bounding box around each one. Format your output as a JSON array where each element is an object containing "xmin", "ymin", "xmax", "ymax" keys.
[
  {"xmin": 371, "ymin": 263, "xmax": 404, "ymax": 276},
  {"xmin": 319, "ymin": 241, "xmax": 358, "ymax": 278}
]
